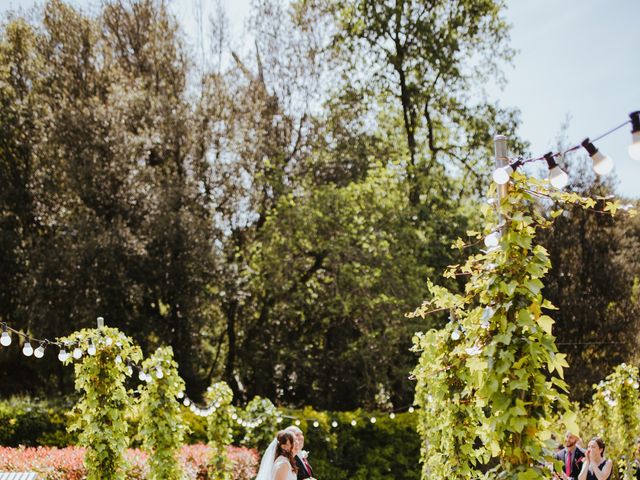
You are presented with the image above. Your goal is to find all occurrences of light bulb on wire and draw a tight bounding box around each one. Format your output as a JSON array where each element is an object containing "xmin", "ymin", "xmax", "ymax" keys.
[
  {"xmin": 23, "ymin": 341, "xmax": 33, "ymax": 357},
  {"xmin": 87, "ymin": 342, "xmax": 96, "ymax": 356},
  {"xmin": 581, "ymin": 138, "xmax": 613, "ymax": 175},
  {"xmin": 492, "ymin": 160, "xmax": 522, "ymax": 185},
  {"xmin": 34, "ymin": 343, "xmax": 45, "ymax": 359},
  {"xmin": 58, "ymin": 348, "xmax": 68, "ymax": 362},
  {"xmin": 629, "ymin": 111, "xmax": 640, "ymax": 160},
  {"xmin": 544, "ymin": 153, "xmax": 569, "ymax": 189},
  {"xmin": 1, "ymin": 325, "xmax": 11, "ymax": 347},
  {"xmin": 484, "ymin": 231, "xmax": 501, "ymax": 248},
  {"xmin": 72, "ymin": 345, "xmax": 83, "ymax": 360}
]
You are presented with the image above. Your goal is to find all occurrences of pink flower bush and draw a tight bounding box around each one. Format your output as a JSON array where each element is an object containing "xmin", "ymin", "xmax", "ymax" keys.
[{"xmin": 0, "ymin": 444, "xmax": 258, "ymax": 480}]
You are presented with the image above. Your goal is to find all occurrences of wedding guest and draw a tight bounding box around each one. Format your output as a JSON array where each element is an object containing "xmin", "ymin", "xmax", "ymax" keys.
[
  {"xmin": 554, "ymin": 432, "xmax": 585, "ymax": 480},
  {"xmin": 578, "ymin": 437, "xmax": 612, "ymax": 480}
]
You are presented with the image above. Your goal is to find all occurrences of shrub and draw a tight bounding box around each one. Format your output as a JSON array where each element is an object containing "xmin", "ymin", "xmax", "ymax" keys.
[{"xmin": 0, "ymin": 444, "xmax": 258, "ymax": 480}]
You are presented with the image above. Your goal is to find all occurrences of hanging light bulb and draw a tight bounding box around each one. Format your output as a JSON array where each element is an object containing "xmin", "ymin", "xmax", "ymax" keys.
[
  {"xmin": 105, "ymin": 337, "xmax": 113, "ymax": 346},
  {"xmin": 138, "ymin": 370, "xmax": 147, "ymax": 382},
  {"xmin": 72, "ymin": 345, "xmax": 83, "ymax": 360},
  {"xmin": 581, "ymin": 138, "xmax": 613, "ymax": 175},
  {"xmin": 629, "ymin": 111, "xmax": 640, "ymax": 160},
  {"xmin": 183, "ymin": 398, "xmax": 191, "ymax": 407},
  {"xmin": 1, "ymin": 325, "xmax": 11, "ymax": 347},
  {"xmin": 34, "ymin": 343, "xmax": 45, "ymax": 359},
  {"xmin": 87, "ymin": 342, "xmax": 97, "ymax": 356},
  {"xmin": 331, "ymin": 420, "xmax": 338, "ymax": 428},
  {"xmin": 58, "ymin": 348, "xmax": 68, "ymax": 362},
  {"xmin": 350, "ymin": 419, "xmax": 357, "ymax": 426},
  {"xmin": 115, "ymin": 355, "xmax": 122, "ymax": 364},
  {"xmin": 492, "ymin": 160, "xmax": 522, "ymax": 185},
  {"xmin": 408, "ymin": 406, "xmax": 415, "ymax": 413},
  {"xmin": 313, "ymin": 421, "xmax": 320, "ymax": 428},
  {"xmin": 126, "ymin": 365, "xmax": 133, "ymax": 376},
  {"xmin": 23, "ymin": 341, "xmax": 34, "ymax": 357},
  {"xmin": 544, "ymin": 153, "xmax": 569, "ymax": 189},
  {"xmin": 370, "ymin": 417, "xmax": 377, "ymax": 424},
  {"xmin": 155, "ymin": 367, "xmax": 164, "ymax": 379},
  {"xmin": 389, "ymin": 413, "xmax": 396, "ymax": 419},
  {"xmin": 177, "ymin": 391, "xmax": 184, "ymax": 399},
  {"xmin": 484, "ymin": 231, "xmax": 501, "ymax": 248}
]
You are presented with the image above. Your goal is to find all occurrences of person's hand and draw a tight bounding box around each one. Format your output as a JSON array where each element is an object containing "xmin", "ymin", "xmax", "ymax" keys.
[{"xmin": 585, "ymin": 449, "xmax": 591, "ymax": 463}]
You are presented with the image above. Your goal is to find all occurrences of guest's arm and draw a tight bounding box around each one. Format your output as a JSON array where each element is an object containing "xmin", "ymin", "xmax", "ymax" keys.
[{"xmin": 591, "ymin": 459, "xmax": 612, "ymax": 480}]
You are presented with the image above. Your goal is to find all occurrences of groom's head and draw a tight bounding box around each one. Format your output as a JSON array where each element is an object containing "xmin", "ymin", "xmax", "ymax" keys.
[{"xmin": 285, "ymin": 425, "xmax": 304, "ymax": 454}]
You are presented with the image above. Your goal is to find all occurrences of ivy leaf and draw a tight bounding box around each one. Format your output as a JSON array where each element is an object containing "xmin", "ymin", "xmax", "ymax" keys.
[{"xmin": 536, "ymin": 315, "xmax": 554, "ymax": 335}]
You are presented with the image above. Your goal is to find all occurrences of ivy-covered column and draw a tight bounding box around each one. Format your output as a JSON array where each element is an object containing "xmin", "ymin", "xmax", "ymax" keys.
[
  {"xmin": 411, "ymin": 176, "xmax": 626, "ymax": 479},
  {"xmin": 138, "ymin": 346, "xmax": 186, "ymax": 480},
  {"xmin": 587, "ymin": 364, "xmax": 640, "ymax": 480},
  {"xmin": 206, "ymin": 381, "xmax": 235, "ymax": 480},
  {"xmin": 60, "ymin": 327, "xmax": 142, "ymax": 480}
]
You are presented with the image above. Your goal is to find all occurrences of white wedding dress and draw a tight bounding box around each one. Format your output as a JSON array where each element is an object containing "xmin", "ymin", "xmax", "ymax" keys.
[{"xmin": 272, "ymin": 455, "xmax": 296, "ymax": 480}]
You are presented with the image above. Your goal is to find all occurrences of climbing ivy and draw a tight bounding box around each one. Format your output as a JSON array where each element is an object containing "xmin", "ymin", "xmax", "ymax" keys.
[
  {"xmin": 206, "ymin": 381, "xmax": 235, "ymax": 480},
  {"xmin": 410, "ymin": 174, "xmax": 633, "ymax": 479},
  {"xmin": 241, "ymin": 396, "xmax": 282, "ymax": 450},
  {"xmin": 60, "ymin": 327, "xmax": 142, "ymax": 480},
  {"xmin": 589, "ymin": 363, "xmax": 640, "ymax": 480},
  {"xmin": 138, "ymin": 346, "xmax": 186, "ymax": 480}
]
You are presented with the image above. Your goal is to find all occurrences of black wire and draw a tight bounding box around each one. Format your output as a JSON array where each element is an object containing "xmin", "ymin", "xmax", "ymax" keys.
[{"xmin": 517, "ymin": 118, "xmax": 632, "ymax": 166}]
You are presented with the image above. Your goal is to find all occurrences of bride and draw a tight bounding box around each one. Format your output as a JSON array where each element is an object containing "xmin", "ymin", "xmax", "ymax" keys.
[{"xmin": 255, "ymin": 430, "xmax": 299, "ymax": 480}]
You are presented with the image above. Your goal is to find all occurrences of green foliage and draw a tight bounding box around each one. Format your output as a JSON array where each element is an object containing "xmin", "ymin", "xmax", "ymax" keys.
[
  {"xmin": 137, "ymin": 346, "xmax": 186, "ymax": 480},
  {"xmin": 206, "ymin": 382, "xmax": 235, "ymax": 480},
  {"xmin": 0, "ymin": 397, "xmax": 76, "ymax": 447},
  {"xmin": 240, "ymin": 396, "xmax": 281, "ymax": 451},
  {"xmin": 60, "ymin": 327, "xmax": 142, "ymax": 480},
  {"xmin": 411, "ymin": 175, "xmax": 633, "ymax": 479},
  {"xmin": 588, "ymin": 364, "xmax": 640, "ymax": 479}
]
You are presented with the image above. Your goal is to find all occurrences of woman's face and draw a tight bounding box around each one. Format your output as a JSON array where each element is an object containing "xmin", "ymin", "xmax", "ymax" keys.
[
  {"xmin": 281, "ymin": 439, "xmax": 293, "ymax": 453},
  {"xmin": 587, "ymin": 440, "xmax": 602, "ymax": 456}
]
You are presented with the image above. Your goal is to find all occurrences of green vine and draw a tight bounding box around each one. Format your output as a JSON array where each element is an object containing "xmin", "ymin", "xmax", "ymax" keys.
[
  {"xmin": 241, "ymin": 396, "xmax": 282, "ymax": 451},
  {"xmin": 206, "ymin": 381, "xmax": 235, "ymax": 480},
  {"xmin": 411, "ymin": 174, "xmax": 634, "ymax": 479},
  {"xmin": 589, "ymin": 364, "xmax": 640, "ymax": 479},
  {"xmin": 137, "ymin": 346, "xmax": 186, "ymax": 480},
  {"xmin": 60, "ymin": 327, "xmax": 142, "ymax": 480}
]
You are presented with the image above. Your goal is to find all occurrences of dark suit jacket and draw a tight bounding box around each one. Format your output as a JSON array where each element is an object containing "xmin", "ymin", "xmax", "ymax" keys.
[
  {"xmin": 554, "ymin": 447, "xmax": 585, "ymax": 479},
  {"xmin": 294, "ymin": 454, "xmax": 313, "ymax": 480}
]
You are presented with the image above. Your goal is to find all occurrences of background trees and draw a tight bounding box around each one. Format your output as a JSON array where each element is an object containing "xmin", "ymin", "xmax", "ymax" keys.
[{"xmin": 0, "ymin": 0, "xmax": 638, "ymax": 411}]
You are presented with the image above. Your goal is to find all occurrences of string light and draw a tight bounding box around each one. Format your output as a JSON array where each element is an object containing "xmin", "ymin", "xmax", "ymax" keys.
[
  {"xmin": 544, "ymin": 153, "xmax": 569, "ymax": 189},
  {"xmin": 1, "ymin": 325, "xmax": 11, "ymax": 346},
  {"xmin": 22, "ymin": 341, "xmax": 33, "ymax": 357},
  {"xmin": 629, "ymin": 111, "xmax": 640, "ymax": 160},
  {"xmin": 331, "ymin": 420, "xmax": 338, "ymax": 428},
  {"xmin": 72, "ymin": 345, "xmax": 83, "ymax": 360},
  {"xmin": 492, "ymin": 160, "xmax": 522, "ymax": 185},
  {"xmin": 581, "ymin": 138, "xmax": 613, "ymax": 175},
  {"xmin": 34, "ymin": 342, "xmax": 45, "ymax": 359},
  {"xmin": 484, "ymin": 231, "xmax": 501, "ymax": 248},
  {"xmin": 87, "ymin": 342, "xmax": 97, "ymax": 356}
]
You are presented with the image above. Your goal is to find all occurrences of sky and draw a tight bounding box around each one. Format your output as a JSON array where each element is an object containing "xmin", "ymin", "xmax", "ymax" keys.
[{"xmin": 2, "ymin": 0, "xmax": 639, "ymax": 198}]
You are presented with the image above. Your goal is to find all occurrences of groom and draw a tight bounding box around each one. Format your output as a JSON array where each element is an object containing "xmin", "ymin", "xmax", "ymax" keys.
[{"xmin": 286, "ymin": 425, "xmax": 315, "ymax": 480}]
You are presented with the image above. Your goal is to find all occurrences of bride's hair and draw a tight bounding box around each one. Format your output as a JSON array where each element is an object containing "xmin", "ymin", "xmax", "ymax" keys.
[{"xmin": 275, "ymin": 430, "xmax": 298, "ymax": 473}]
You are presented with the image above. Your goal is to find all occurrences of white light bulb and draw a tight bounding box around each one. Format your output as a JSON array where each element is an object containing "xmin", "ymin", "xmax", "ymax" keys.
[
  {"xmin": 549, "ymin": 166, "xmax": 569, "ymax": 189},
  {"xmin": 1, "ymin": 331, "xmax": 11, "ymax": 347},
  {"xmin": 350, "ymin": 420, "xmax": 357, "ymax": 426},
  {"xmin": 177, "ymin": 391, "xmax": 184, "ymax": 399},
  {"xmin": 389, "ymin": 413, "xmax": 396, "ymax": 419},
  {"xmin": 313, "ymin": 421, "xmax": 320, "ymax": 428},
  {"xmin": 183, "ymin": 398, "xmax": 191, "ymax": 407},
  {"xmin": 23, "ymin": 341, "xmax": 34, "ymax": 356},
  {"xmin": 34, "ymin": 345, "xmax": 45, "ymax": 358},
  {"xmin": 408, "ymin": 406, "xmax": 415, "ymax": 413},
  {"xmin": 156, "ymin": 368, "xmax": 163, "ymax": 379},
  {"xmin": 295, "ymin": 420, "xmax": 301, "ymax": 426},
  {"xmin": 72, "ymin": 347, "xmax": 83, "ymax": 359},
  {"xmin": 105, "ymin": 337, "xmax": 113, "ymax": 346},
  {"xmin": 591, "ymin": 151, "xmax": 614, "ymax": 175},
  {"xmin": 87, "ymin": 343, "xmax": 96, "ymax": 356},
  {"xmin": 331, "ymin": 420, "xmax": 338, "ymax": 427},
  {"xmin": 629, "ymin": 131, "xmax": 640, "ymax": 160},
  {"xmin": 115, "ymin": 355, "xmax": 122, "ymax": 364},
  {"xmin": 451, "ymin": 329, "xmax": 461, "ymax": 341},
  {"xmin": 126, "ymin": 366, "xmax": 133, "ymax": 376},
  {"xmin": 138, "ymin": 370, "xmax": 146, "ymax": 381},
  {"xmin": 484, "ymin": 232, "xmax": 501, "ymax": 248},
  {"xmin": 492, "ymin": 165, "xmax": 513, "ymax": 185},
  {"xmin": 58, "ymin": 349, "xmax": 67, "ymax": 362},
  {"xmin": 370, "ymin": 417, "xmax": 377, "ymax": 424}
]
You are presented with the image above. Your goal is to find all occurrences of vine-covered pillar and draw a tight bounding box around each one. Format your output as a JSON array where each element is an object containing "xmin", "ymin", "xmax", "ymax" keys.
[
  {"xmin": 60, "ymin": 327, "xmax": 142, "ymax": 480},
  {"xmin": 410, "ymin": 172, "xmax": 626, "ymax": 479},
  {"xmin": 206, "ymin": 381, "xmax": 235, "ymax": 480},
  {"xmin": 138, "ymin": 346, "xmax": 186, "ymax": 480}
]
